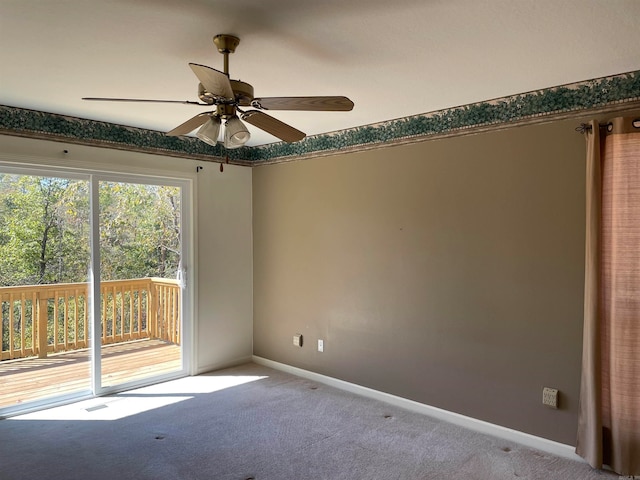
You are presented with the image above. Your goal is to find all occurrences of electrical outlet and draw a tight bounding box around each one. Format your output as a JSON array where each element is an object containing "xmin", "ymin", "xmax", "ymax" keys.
[
  {"xmin": 293, "ymin": 334, "xmax": 303, "ymax": 347},
  {"xmin": 542, "ymin": 387, "xmax": 558, "ymax": 409},
  {"xmin": 318, "ymin": 339, "xmax": 324, "ymax": 352}
]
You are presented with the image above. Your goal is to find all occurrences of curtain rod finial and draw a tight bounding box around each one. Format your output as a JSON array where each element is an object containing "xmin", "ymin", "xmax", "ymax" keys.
[{"xmin": 576, "ymin": 123, "xmax": 592, "ymax": 134}]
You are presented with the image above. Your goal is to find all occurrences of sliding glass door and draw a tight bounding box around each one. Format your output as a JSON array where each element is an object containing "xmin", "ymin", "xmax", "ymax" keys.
[
  {"xmin": 0, "ymin": 166, "xmax": 191, "ymax": 414},
  {"xmin": 0, "ymin": 171, "xmax": 92, "ymax": 409},
  {"xmin": 98, "ymin": 179, "xmax": 184, "ymax": 390}
]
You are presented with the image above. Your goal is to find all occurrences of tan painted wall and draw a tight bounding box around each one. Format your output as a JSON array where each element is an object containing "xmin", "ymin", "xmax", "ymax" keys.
[{"xmin": 253, "ymin": 119, "xmax": 586, "ymax": 445}]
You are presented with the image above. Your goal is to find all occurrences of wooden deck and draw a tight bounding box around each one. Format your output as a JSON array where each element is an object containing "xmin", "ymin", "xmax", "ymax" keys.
[{"xmin": 0, "ymin": 339, "xmax": 181, "ymax": 409}]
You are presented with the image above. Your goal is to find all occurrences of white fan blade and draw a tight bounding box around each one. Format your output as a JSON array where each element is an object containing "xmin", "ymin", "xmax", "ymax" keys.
[
  {"xmin": 251, "ymin": 96, "xmax": 354, "ymax": 111},
  {"xmin": 166, "ymin": 113, "xmax": 212, "ymax": 136},
  {"xmin": 189, "ymin": 63, "xmax": 234, "ymax": 100},
  {"xmin": 242, "ymin": 110, "xmax": 305, "ymax": 143},
  {"xmin": 82, "ymin": 97, "xmax": 206, "ymax": 105}
]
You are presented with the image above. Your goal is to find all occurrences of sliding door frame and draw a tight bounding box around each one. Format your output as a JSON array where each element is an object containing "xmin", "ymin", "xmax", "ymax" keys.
[
  {"xmin": 91, "ymin": 172, "xmax": 193, "ymax": 396},
  {"xmin": 0, "ymin": 164, "xmax": 94, "ymax": 415},
  {"xmin": 0, "ymin": 159, "xmax": 195, "ymax": 413}
]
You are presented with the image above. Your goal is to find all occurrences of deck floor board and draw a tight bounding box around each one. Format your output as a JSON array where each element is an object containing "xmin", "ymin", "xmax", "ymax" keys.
[{"xmin": 0, "ymin": 339, "xmax": 181, "ymax": 409}]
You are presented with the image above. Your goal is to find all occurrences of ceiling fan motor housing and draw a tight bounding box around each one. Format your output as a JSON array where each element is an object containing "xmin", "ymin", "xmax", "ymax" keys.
[
  {"xmin": 198, "ymin": 80, "xmax": 254, "ymax": 107},
  {"xmin": 230, "ymin": 80, "xmax": 254, "ymax": 106}
]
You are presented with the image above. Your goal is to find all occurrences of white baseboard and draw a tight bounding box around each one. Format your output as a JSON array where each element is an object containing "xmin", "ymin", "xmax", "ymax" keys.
[{"xmin": 252, "ymin": 355, "xmax": 584, "ymax": 463}]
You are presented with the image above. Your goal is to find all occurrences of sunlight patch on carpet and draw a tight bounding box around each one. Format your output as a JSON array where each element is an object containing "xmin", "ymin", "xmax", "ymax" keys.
[{"xmin": 9, "ymin": 374, "xmax": 267, "ymax": 421}]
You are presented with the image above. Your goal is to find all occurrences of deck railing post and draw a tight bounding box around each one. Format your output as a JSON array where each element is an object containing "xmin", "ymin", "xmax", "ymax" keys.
[
  {"xmin": 149, "ymin": 279, "xmax": 158, "ymax": 340},
  {"xmin": 37, "ymin": 294, "xmax": 48, "ymax": 359}
]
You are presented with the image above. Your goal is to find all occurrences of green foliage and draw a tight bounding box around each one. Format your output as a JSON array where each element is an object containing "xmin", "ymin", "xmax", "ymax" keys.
[
  {"xmin": 0, "ymin": 174, "xmax": 181, "ymax": 286},
  {"xmin": 1, "ymin": 174, "xmax": 181, "ymax": 356},
  {"xmin": 0, "ymin": 174, "xmax": 86, "ymax": 285},
  {"xmin": 98, "ymin": 182, "xmax": 181, "ymax": 281}
]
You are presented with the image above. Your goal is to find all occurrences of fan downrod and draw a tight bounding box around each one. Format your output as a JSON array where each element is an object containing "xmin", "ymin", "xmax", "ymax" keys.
[{"xmin": 213, "ymin": 34, "xmax": 239, "ymax": 78}]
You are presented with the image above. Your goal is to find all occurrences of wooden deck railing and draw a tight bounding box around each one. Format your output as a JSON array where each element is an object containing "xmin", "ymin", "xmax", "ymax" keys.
[{"xmin": 0, "ymin": 278, "xmax": 180, "ymax": 361}]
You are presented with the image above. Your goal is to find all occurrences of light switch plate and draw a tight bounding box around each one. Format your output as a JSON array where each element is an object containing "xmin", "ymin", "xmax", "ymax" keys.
[{"xmin": 293, "ymin": 334, "xmax": 303, "ymax": 347}]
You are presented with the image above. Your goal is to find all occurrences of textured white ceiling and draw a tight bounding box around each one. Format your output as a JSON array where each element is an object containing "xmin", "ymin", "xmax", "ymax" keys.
[{"xmin": 1, "ymin": 0, "xmax": 639, "ymax": 146}]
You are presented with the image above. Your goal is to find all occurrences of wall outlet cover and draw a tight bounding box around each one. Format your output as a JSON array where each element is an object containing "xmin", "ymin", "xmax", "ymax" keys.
[
  {"xmin": 318, "ymin": 339, "xmax": 324, "ymax": 352},
  {"xmin": 542, "ymin": 387, "xmax": 558, "ymax": 409}
]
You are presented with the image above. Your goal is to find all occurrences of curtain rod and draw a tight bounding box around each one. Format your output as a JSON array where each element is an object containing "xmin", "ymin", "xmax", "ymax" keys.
[
  {"xmin": 575, "ymin": 123, "xmax": 609, "ymax": 134},
  {"xmin": 577, "ymin": 119, "xmax": 640, "ymax": 134}
]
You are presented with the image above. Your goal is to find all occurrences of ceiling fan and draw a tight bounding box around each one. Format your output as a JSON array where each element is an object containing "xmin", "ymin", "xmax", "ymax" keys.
[{"xmin": 83, "ymin": 34, "xmax": 354, "ymax": 149}]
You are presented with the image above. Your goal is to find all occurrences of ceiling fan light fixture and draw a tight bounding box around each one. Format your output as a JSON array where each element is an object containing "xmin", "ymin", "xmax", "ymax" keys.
[
  {"xmin": 224, "ymin": 116, "xmax": 251, "ymax": 149},
  {"xmin": 83, "ymin": 34, "xmax": 353, "ymax": 147},
  {"xmin": 196, "ymin": 116, "xmax": 221, "ymax": 146}
]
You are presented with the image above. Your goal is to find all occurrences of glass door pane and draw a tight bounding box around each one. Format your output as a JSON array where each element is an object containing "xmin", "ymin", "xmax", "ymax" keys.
[
  {"xmin": 98, "ymin": 180, "xmax": 183, "ymax": 389},
  {"xmin": 0, "ymin": 172, "xmax": 91, "ymax": 410}
]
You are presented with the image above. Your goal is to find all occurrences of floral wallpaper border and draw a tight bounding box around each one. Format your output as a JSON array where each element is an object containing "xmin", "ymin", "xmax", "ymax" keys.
[
  {"xmin": 249, "ymin": 69, "xmax": 640, "ymax": 164},
  {"xmin": 0, "ymin": 106, "xmax": 246, "ymax": 165},
  {"xmin": 1, "ymin": 70, "xmax": 639, "ymax": 166}
]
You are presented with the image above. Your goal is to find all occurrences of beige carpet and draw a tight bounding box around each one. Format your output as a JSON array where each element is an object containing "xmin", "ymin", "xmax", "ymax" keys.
[{"xmin": 0, "ymin": 362, "xmax": 618, "ymax": 479}]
